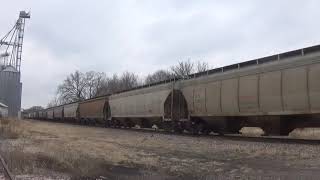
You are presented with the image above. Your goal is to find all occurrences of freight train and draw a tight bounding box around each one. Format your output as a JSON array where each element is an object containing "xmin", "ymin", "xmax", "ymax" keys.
[{"xmin": 25, "ymin": 44, "xmax": 320, "ymax": 136}]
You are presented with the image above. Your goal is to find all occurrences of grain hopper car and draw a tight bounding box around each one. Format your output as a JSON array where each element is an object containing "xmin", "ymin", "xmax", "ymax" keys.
[{"xmin": 27, "ymin": 44, "xmax": 320, "ymax": 136}]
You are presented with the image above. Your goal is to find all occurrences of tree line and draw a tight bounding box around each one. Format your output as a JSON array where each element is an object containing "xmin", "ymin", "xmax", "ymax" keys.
[{"xmin": 47, "ymin": 60, "xmax": 209, "ymax": 107}]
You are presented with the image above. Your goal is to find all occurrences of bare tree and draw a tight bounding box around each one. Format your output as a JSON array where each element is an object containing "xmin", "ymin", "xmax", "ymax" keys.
[
  {"xmin": 145, "ymin": 70, "xmax": 173, "ymax": 84},
  {"xmin": 57, "ymin": 71, "xmax": 87, "ymax": 103},
  {"xmin": 85, "ymin": 71, "xmax": 106, "ymax": 98},
  {"xmin": 119, "ymin": 71, "xmax": 139, "ymax": 91},
  {"xmin": 51, "ymin": 59, "xmax": 209, "ymax": 106},
  {"xmin": 24, "ymin": 106, "xmax": 44, "ymax": 112},
  {"xmin": 47, "ymin": 96, "xmax": 60, "ymax": 108},
  {"xmin": 96, "ymin": 71, "xmax": 139, "ymax": 95},
  {"xmin": 196, "ymin": 61, "xmax": 209, "ymax": 73},
  {"xmin": 104, "ymin": 74, "xmax": 121, "ymax": 94},
  {"xmin": 92, "ymin": 72, "xmax": 108, "ymax": 97},
  {"xmin": 170, "ymin": 60, "xmax": 194, "ymax": 78}
]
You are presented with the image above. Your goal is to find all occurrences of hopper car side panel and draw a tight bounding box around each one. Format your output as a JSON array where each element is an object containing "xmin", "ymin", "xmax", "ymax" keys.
[
  {"xmin": 109, "ymin": 89, "xmax": 172, "ymax": 127},
  {"xmin": 259, "ymin": 71, "xmax": 282, "ymax": 112},
  {"xmin": 181, "ymin": 52, "xmax": 320, "ymax": 117},
  {"xmin": 282, "ymin": 67, "xmax": 308, "ymax": 111},
  {"xmin": 205, "ymin": 82, "xmax": 221, "ymax": 115},
  {"xmin": 43, "ymin": 111, "xmax": 47, "ymax": 119},
  {"xmin": 47, "ymin": 109, "xmax": 54, "ymax": 120},
  {"xmin": 79, "ymin": 97, "xmax": 108, "ymax": 124},
  {"xmin": 309, "ymin": 64, "xmax": 320, "ymax": 110},
  {"xmin": 39, "ymin": 111, "xmax": 45, "ymax": 119},
  {"xmin": 239, "ymin": 75, "xmax": 259, "ymax": 113},
  {"xmin": 30, "ymin": 112, "xmax": 34, "ymax": 119},
  {"xmin": 63, "ymin": 102, "xmax": 78, "ymax": 121},
  {"xmin": 110, "ymin": 90, "xmax": 170, "ymax": 118},
  {"xmin": 53, "ymin": 106, "xmax": 64, "ymax": 120},
  {"xmin": 109, "ymin": 82, "xmax": 189, "ymax": 129},
  {"xmin": 193, "ymin": 85, "xmax": 206, "ymax": 115},
  {"xmin": 109, "ymin": 82, "xmax": 174, "ymax": 118},
  {"xmin": 178, "ymin": 51, "xmax": 320, "ymax": 135},
  {"xmin": 181, "ymin": 86, "xmax": 194, "ymax": 114},
  {"xmin": 35, "ymin": 112, "xmax": 39, "ymax": 119},
  {"xmin": 221, "ymin": 78, "xmax": 239, "ymax": 114}
]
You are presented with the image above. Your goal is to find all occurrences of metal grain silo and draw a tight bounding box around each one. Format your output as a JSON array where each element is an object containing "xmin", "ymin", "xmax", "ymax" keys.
[
  {"xmin": 0, "ymin": 66, "xmax": 22, "ymax": 117},
  {"xmin": 0, "ymin": 11, "xmax": 30, "ymax": 118}
]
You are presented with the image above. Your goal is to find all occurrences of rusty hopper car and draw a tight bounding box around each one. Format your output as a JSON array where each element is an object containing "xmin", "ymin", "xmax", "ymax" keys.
[
  {"xmin": 46, "ymin": 108, "xmax": 54, "ymax": 120},
  {"xmin": 178, "ymin": 45, "xmax": 320, "ymax": 135},
  {"xmin": 63, "ymin": 102, "xmax": 79, "ymax": 122},
  {"xmin": 108, "ymin": 82, "xmax": 188, "ymax": 130},
  {"xmin": 53, "ymin": 106, "xmax": 64, "ymax": 120},
  {"xmin": 78, "ymin": 96, "xmax": 109, "ymax": 124}
]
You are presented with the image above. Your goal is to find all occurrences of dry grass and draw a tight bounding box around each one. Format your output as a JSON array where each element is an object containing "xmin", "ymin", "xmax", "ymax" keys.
[
  {"xmin": 0, "ymin": 119, "xmax": 174, "ymax": 179},
  {"xmin": 0, "ymin": 119, "xmax": 320, "ymax": 179},
  {"xmin": 0, "ymin": 118, "xmax": 24, "ymax": 139},
  {"xmin": 0, "ymin": 119, "xmax": 117, "ymax": 179},
  {"xmin": 0, "ymin": 145, "xmax": 112, "ymax": 177}
]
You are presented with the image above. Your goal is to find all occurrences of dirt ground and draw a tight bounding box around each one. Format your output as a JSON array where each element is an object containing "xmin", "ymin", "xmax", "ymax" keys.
[{"xmin": 0, "ymin": 119, "xmax": 320, "ymax": 179}]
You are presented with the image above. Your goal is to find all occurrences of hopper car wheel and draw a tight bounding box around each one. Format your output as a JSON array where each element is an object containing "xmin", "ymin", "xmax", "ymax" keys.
[
  {"xmin": 217, "ymin": 132, "xmax": 224, "ymax": 136},
  {"xmin": 173, "ymin": 122, "xmax": 183, "ymax": 134},
  {"xmin": 163, "ymin": 121, "xmax": 173, "ymax": 132},
  {"xmin": 82, "ymin": 119, "xmax": 88, "ymax": 125},
  {"xmin": 108, "ymin": 119, "xmax": 114, "ymax": 128},
  {"xmin": 111, "ymin": 119, "xmax": 119, "ymax": 128},
  {"xmin": 162, "ymin": 121, "xmax": 174, "ymax": 133},
  {"xmin": 92, "ymin": 120, "xmax": 97, "ymax": 126},
  {"xmin": 105, "ymin": 120, "xmax": 111, "ymax": 128},
  {"xmin": 113, "ymin": 119, "xmax": 121, "ymax": 128},
  {"xmin": 192, "ymin": 122, "xmax": 210, "ymax": 135},
  {"xmin": 191, "ymin": 122, "xmax": 198, "ymax": 135},
  {"xmin": 124, "ymin": 119, "xmax": 134, "ymax": 128},
  {"xmin": 163, "ymin": 121, "xmax": 183, "ymax": 133}
]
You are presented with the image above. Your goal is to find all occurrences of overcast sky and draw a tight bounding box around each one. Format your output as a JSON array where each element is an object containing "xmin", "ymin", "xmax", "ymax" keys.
[{"xmin": 0, "ymin": 1, "xmax": 320, "ymax": 108}]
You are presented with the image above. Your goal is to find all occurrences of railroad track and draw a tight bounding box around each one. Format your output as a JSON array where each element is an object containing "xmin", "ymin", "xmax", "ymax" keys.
[
  {"xmin": 0, "ymin": 153, "xmax": 14, "ymax": 180},
  {"xmin": 30, "ymin": 119, "xmax": 320, "ymax": 145},
  {"xmin": 113, "ymin": 126, "xmax": 320, "ymax": 145}
]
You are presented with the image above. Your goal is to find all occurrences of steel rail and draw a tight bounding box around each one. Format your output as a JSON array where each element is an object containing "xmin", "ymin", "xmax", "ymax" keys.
[
  {"xmin": 30, "ymin": 119, "xmax": 320, "ymax": 145},
  {"xmin": 0, "ymin": 153, "xmax": 14, "ymax": 180}
]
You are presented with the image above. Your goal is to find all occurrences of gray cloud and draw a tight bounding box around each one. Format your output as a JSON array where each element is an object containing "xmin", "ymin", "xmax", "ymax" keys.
[{"xmin": 0, "ymin": 1, "xmax": 319, "ymax": 108}]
